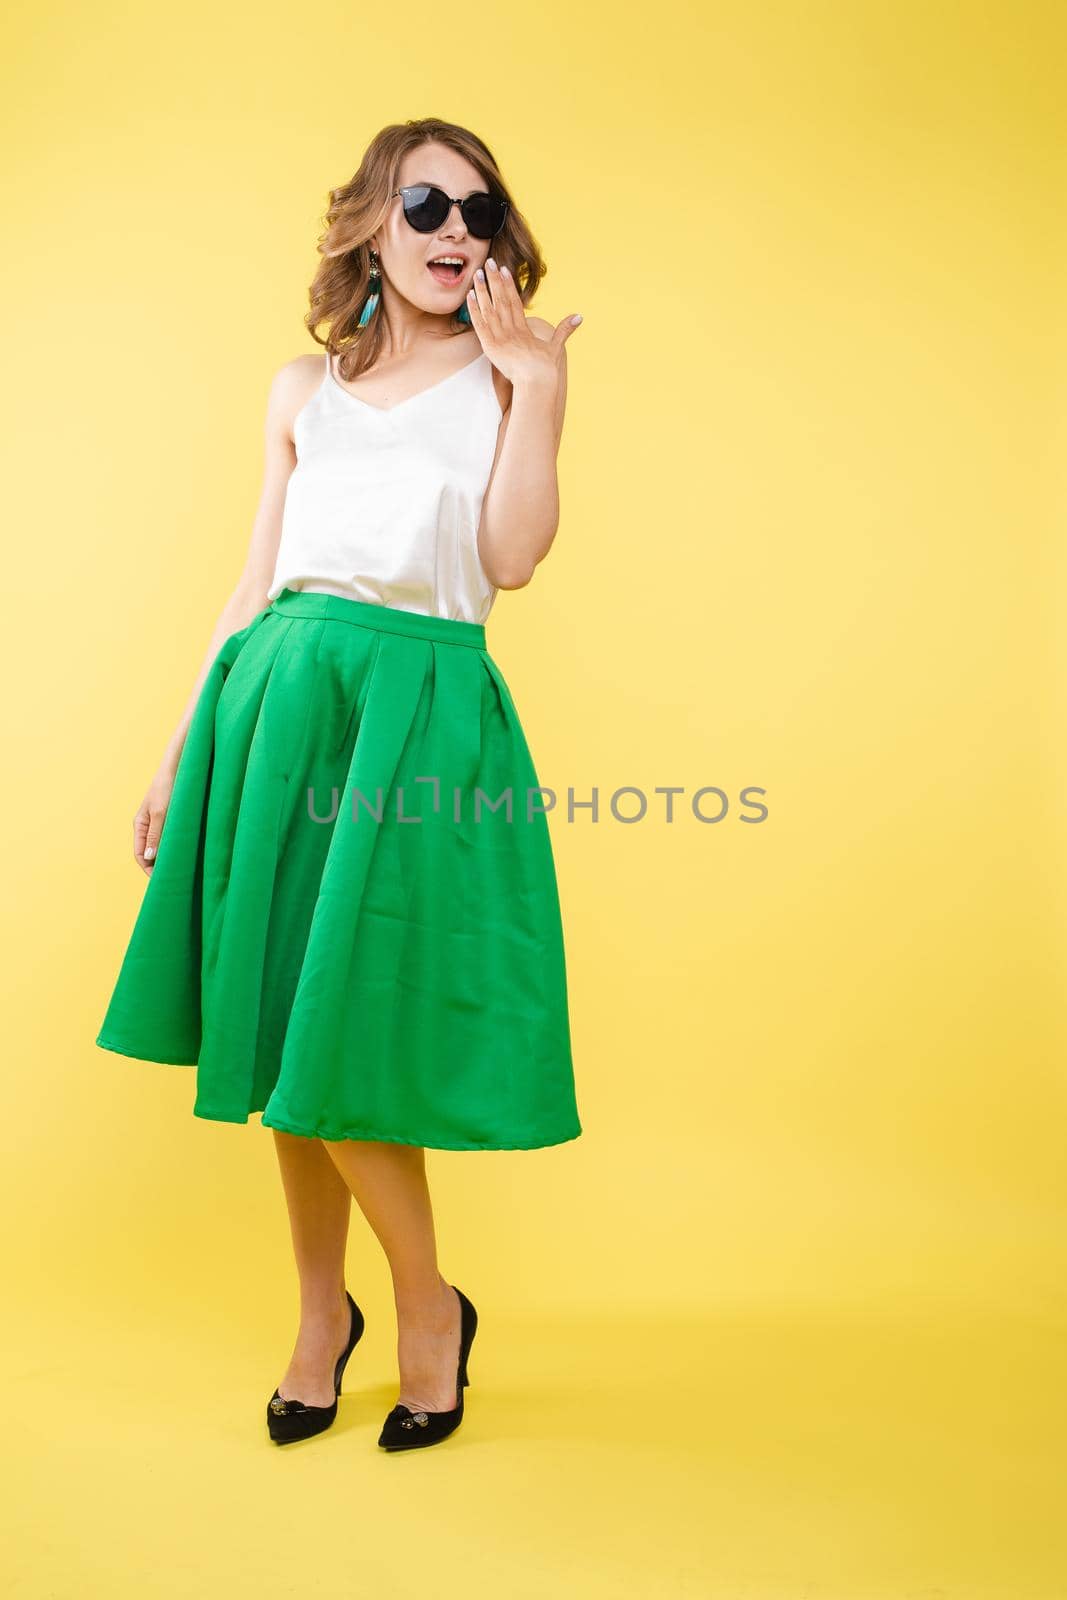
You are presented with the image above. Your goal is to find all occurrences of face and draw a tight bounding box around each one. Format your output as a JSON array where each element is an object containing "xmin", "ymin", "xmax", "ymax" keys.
[{"xmin": 371, "ymin": 143, "xmax": 495, "ymax": 322}]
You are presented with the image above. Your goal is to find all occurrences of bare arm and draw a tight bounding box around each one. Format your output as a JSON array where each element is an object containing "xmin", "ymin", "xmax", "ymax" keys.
[
  {"xmin": 133, "ymin": 355, "xmax": 316, "ymax": 873},
  {"xmin": 464, "ymin": 267, "xmax": 581, "ymax": 589},
  {"xmin": 157, "ymin": 356, "xmax": 314, "ymax": 774}
]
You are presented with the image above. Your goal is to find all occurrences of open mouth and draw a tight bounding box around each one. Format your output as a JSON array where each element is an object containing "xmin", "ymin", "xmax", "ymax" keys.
[{"xmin": 427, "ymin": 258, "xmax": 466, "ymax": 284}]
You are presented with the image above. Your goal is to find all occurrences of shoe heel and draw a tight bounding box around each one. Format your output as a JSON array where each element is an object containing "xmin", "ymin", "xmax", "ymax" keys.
[{"xmin": 455, "ymin": 1288, "xmax": 476, "ymax": 1387}]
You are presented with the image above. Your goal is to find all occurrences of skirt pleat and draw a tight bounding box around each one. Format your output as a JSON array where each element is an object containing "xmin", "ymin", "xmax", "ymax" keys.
[{"xmin": 96, "ymin": 588, "xmax": 582, "ymax": 1151}]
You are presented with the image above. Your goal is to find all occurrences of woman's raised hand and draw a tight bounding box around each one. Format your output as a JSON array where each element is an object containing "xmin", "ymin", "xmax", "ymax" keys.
[{"xmin": 465, "ymin": 258, "xmax": 582, "ymax": 389}]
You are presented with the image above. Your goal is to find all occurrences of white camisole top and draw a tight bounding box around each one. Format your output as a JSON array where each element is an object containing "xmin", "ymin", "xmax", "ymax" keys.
[{"xmin": 266, "ymin": 347, "xmax": 503, "ymax": 624}]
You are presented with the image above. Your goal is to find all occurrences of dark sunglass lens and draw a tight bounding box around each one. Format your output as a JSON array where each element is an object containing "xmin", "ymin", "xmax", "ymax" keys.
[
  {"xmin": 462, "ymin": 193, "xmax": 507, "ymax": 239},
  {"xmin": 401, "ymin": 185, "xmax": 449, "ymax": 232}
]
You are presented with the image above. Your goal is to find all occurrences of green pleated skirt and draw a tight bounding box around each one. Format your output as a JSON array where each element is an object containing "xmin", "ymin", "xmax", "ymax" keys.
[{"xmin": 95, "ymin": 588, "xmax": 582, "ymax": 1151}]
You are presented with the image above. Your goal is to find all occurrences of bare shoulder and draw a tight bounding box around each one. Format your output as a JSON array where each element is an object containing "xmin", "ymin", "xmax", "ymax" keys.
[
  {"xmin": 266, "ymin": 352, "xmax": 328, "ymax": 443},
  {"xmin": 271, "ymin": 351, "xmax": 326, "ymax": 399}
]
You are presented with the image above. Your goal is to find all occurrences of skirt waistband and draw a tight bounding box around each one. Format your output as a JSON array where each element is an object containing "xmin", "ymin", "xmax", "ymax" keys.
[{"xmin": 267, "ymin": 588, "xmax": 487, "ymax": 650}]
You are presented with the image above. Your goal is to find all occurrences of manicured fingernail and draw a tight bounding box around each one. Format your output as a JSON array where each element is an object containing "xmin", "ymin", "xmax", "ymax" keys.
[
  {"xmin": 500, "ymin": 265, "xmax": 511, "ymax": 278},
  {"xmin": 486, "ymin": 257, "xmax": 497, "ymax": 270},
  {"xmin": 475, "ymin": 267, "xmax": 485, "ymax": 281},
  {"xmin": 145, "ymin": 846, "xmax": 156, "ymax": 859},
  {"xmin": 571, "ymin": 314, "xmax": 583, "ymax": 323}
]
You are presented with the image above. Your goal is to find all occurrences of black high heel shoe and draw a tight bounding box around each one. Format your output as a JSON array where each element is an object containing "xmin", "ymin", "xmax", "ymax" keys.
[
  {"xmin": 267, "ymin": 1289, "xmax": 365, "ymax": 1445},
  {"xmin": 377, "ymin": 1284, "xmax": 478, "ymax": 1452}
]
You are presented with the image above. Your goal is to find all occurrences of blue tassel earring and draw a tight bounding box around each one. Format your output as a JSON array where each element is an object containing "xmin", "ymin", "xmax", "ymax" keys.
[
  {"xmin": 357, "ymin": 249, "xmax": 381, "ymax": 329},
  {"xmin": 456, "ymin": 295, "xmax": 472, "ymax": 325}
]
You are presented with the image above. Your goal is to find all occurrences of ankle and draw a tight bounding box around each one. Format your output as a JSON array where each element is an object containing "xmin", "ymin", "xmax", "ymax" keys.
[
  {"xmin": 298, "ymin": 1284, "xmax": 348, "ymax": 1324},
  {"xmin": 393, "ymin": 1274, "xmax": 453, "ymax": 1322}
]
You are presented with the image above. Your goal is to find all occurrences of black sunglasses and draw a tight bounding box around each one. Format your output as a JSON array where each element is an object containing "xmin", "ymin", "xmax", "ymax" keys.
[{"xmin": 391, "ymin": 184, "xmax": 509, "ymax": 241}]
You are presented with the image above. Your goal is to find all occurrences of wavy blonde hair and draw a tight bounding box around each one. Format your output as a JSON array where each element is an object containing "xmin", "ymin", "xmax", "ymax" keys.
[{"xmin": 306, "ymin": 119, "xmax": 547, "ymax": 382}]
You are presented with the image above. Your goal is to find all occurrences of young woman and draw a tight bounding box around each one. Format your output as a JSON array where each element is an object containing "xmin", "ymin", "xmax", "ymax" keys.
[{"xmin": 95, "ymin": 118, "xmax": 584, "ymax": 1453}]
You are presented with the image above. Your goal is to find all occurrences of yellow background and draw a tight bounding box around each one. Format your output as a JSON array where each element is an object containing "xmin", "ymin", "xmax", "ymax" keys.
[{"xmin": 2, "ymin": 0, "xmax": 1063, "ymax": 1594}]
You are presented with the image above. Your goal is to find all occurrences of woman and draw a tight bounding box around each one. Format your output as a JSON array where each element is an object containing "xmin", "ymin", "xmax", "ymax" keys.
[{"xmin": 95, "ymin": 118, "xmax": 584, "ymax": 1452}]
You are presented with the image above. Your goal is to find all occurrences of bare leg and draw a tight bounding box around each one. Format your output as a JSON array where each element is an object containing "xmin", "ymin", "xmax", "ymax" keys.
[
  {"xmin": 321, "ymin": 1138, "xmax": 463, "ymax": 1414},
  {"xmin": 272, "ymin": 1129, "xmax": 355, "ymax": 1407}
]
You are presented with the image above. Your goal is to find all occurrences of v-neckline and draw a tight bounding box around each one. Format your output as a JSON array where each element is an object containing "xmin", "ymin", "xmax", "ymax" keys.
[{"xmin": 326, "ymin": 350, "xmax": 488, "ymax": 416}]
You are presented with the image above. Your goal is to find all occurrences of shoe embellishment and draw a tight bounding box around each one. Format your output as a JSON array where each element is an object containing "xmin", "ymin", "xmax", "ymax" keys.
[
  {"xmin": 400, "ymin": 1410, "xmax": 430, "ymax": 1428},
  {"xmin": 271, "ymin": 1394, "xmax": 308, "ymax": 1415}
]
